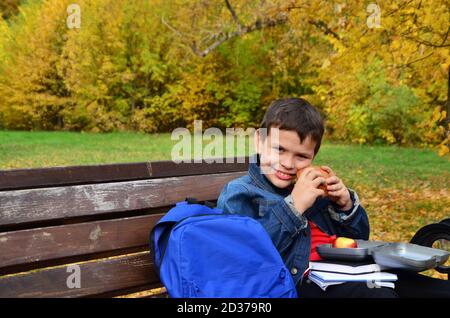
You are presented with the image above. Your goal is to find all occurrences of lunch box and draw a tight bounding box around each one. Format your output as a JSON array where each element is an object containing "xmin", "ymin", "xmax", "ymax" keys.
[
  {"xmin": 371, "ymin": 242, "xmax": 449, "ymax": 272},
  {"xmin": 316, "ymin": 240, "xmax": 449, "ymax": 272},
  {"xmin": 316, "ymin": 240, "xmax": 387, "ymax": 262}
]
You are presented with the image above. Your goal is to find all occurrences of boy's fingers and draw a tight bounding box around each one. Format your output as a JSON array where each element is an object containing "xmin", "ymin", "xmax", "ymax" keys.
[
  {"xmin": 326, "ymin": 176, "xmax": 340, "ymax": 185},
  {"xmin": 327, "ymin": 192, "xmax": 340, "ymax": 200},
  {"xmin": 327, "ymin": 182, "xmax": 343, "ymax": 191},
  {"xmin": 312, "ymin": 177, "xmax": 326, "ymax": 188},
  {"xmin": 309, "ymin": 170, "xmax": 324, "ymax": 181},
  {"xmin": 320, "ymin": 166, "xmax": 336, "ymax": 177},
  {"xmin": 315, "ymin": 188, "xmax": 326, "ymax": 198},
  {"xmin": 301, "ymin": 168, "xmax": 320, "ymax": 181},
  {"xmin": 298, "ymin": 167, "xmax": 315, "ymax": 178},
  {"xmin": 327, "ymin": 188, "xmax": 346, "ymax": 198}
]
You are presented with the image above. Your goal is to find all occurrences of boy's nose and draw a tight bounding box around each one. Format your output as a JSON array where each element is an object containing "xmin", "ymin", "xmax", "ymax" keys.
[{"xmin": 280, "ymin": 156, "xmax": 295, "ymax": 171}]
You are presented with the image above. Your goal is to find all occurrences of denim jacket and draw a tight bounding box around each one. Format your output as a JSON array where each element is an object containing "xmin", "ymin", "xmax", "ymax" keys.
[{"xmin": 217, "ymin": 158, "xmax": 370, "ymax": 287}]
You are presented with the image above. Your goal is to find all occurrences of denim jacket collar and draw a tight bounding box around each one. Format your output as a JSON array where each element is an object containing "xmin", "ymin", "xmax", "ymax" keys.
[{"xmin": 248, "ymin": 154, "xmax": 293, "ymax": 197}]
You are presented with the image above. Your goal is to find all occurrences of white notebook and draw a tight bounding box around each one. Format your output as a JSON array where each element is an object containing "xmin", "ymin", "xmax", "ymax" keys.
[
  {"xmin": 309, "ymin": 270, "xmax": 398, "ymax": 283},
  {"xmin": 308, "ymin": 274, "xmax": 395, "ymax": 291},
  {"xmin": 309, "ymin": 261, "xmax": 386, "ymax": 275}
]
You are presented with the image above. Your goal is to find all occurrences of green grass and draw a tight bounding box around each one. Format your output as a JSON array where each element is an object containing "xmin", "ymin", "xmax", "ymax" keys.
[{"xmin": 0, "ymin": 130, "xmax": 177, "ymax": 169}]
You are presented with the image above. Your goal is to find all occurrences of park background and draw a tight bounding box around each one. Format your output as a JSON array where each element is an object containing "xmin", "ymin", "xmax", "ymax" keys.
[{"xmin": 0, "ymin": 0, "xmax": 449, "ymax": 279}]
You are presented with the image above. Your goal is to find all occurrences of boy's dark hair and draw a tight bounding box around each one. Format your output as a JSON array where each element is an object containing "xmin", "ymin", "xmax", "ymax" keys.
[{"xmin": 260, "ymin": 97, "xmax": 324, "ymax": 155}]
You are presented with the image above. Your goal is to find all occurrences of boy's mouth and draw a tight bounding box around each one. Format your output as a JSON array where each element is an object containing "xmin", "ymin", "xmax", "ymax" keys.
[{"xmin": 274, "ymin": 169, "xmax": 295, "ymax": 181}]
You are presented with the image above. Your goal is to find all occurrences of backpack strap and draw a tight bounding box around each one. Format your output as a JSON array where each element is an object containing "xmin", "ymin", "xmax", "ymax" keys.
[
  {"xmin": 149, "ymin": 199, "xmax": 222, "ymax": 274},
  {"xmin": 185, "ymin": 197, "xmax": 216, "ymax": 208}
]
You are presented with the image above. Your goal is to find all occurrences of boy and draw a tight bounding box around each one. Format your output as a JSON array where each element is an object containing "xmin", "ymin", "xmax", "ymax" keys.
[{"xmin": 217, "ymin": 97, "xmax": 397, "ymax": 298}]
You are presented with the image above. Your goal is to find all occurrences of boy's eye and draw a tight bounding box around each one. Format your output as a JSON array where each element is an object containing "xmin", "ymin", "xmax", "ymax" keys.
[{"xmin": 272, "ymin": 147, "xmax": 283, "ymax": 153}]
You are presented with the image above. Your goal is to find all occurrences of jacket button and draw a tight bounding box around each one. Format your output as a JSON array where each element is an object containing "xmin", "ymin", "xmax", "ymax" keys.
[{"xmin": 290, "ymin": 267, "xmax": 298, "ymax": 275}]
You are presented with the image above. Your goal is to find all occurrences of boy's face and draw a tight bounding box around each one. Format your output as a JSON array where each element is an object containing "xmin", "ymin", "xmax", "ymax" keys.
[{"xmin": 255, "ymin": 128, "xmax": 316, "ymax": 189}]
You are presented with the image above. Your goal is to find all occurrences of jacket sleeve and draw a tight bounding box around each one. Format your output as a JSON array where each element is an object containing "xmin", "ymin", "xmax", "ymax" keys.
[
  {"xmin": 217, "ymin": 182, "xmax": 309, "ymax": 254},
  {"xmin": 326, "ymin": 188, "xmax": 370, "ymax": 240}
]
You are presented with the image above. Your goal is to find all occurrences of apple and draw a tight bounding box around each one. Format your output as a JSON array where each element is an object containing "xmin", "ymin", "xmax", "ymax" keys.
[
  {"xmin": 295, "ymin": 166, "xmax": 330, "ymax": 195},
  {"xmin": 333, "ymin": 237, "xmax": 358, "ymax": 248}
]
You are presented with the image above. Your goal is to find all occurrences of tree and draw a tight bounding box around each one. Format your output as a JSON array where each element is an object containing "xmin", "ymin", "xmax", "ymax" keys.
[
  {"xmin": 0, "ymin": 0, "xmax": 448, "ymax": 157},
  {"xmin": 0, "ymin": 0, "xmax": 72, "ymax": 130}
]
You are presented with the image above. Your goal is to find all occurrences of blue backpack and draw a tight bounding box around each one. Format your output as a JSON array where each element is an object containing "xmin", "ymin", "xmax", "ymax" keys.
[{"xmin": 150, "ymin": 198, "xmax": 298, "ymax": 298}]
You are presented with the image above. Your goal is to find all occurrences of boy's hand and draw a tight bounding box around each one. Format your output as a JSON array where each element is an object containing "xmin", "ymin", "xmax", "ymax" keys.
[
  {"xmin": 291, "ymin": 167, "xmax": 327, "ymax": 214},
  {"xmin": 320, "ymin": 166, "xmax": 352, "ymax": 211}
]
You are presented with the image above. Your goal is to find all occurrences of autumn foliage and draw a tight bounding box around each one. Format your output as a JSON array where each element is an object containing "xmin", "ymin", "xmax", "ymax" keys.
[{"xmin": 0, "ymin": 0, "xmax": 448, "ymax": 155}]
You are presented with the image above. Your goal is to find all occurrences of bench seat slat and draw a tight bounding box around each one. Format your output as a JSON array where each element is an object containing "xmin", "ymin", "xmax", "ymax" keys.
[
  {"xmin": 0, "ymin": 214, "xmax": 163, "ymax": 269},
  {"xmin": 0, "ymin": 252, "xmax": 156, "ymax": 298},
  {"xmin": 0, "ymin": 171, "xmax": 246, "ymax": 226}
]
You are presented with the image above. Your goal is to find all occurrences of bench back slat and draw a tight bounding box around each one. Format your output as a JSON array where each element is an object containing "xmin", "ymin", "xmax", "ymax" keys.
[
  {"xmin": 0, "ymin": 171, "xmax": 246, "ymax": 227},
  {"xmin": 0, "ymin": 159, "xmax": 249, "ymax": 191}
]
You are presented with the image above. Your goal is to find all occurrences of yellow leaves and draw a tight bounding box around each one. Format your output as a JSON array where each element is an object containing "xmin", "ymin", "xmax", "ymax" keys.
[
  {"xmin": 328, "ymin": 36, "xmax": 346, "ymax": 52},
  {"xmin": 121, "ymin": 71, "xmax": 135, "ymax": 83},
  {"xmin": 356, "ymin": 137, "xmax": 367, "ymax": 144},
  {"xmin": 315, "ymin": 0, "xmax": 449, "ymax": 151},
  {"xmin": 321, "ymin": 58, "xmax": 331, "ymax": 69},
  {"xmin": 437, "ymin": 124, "xmax": 450, "ymax": 159},
  {"xmin": 404, "ymin": 7, "xmax": 416, "ymax": 15},
  {"xmin": 390, "ymin": 39, "xmax": 401, "ymax": 50},
  {"xmin": 438, "ymin": 144, "xmax": 449, "ymax": 158},
  {"xmin": 380, "ymin": 130, "xmax": 396, "ymax": 144},
  {"xmin": 429, "ymin": 107, "xmax": 447, "ymax": 124},
  {"xmin": 389, "ymin": 3, "xmax": 399, "ymax": 11},
  {"xmin": 359, "ymin": 36, "xmax": 369, "ymax": 45},
  {"xmin": 363, "ymin": 184, "xmax": 450, "ymax": 247}
]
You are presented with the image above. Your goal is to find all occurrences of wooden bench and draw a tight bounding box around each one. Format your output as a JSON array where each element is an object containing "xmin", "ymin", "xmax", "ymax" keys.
[
  {"xmin": 1, "ymin": 158, "xmax": 447, "ymax": 297},
  {"xmin": 0, "ymin": 158, "xmax": 249, "ymax": 298}
]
